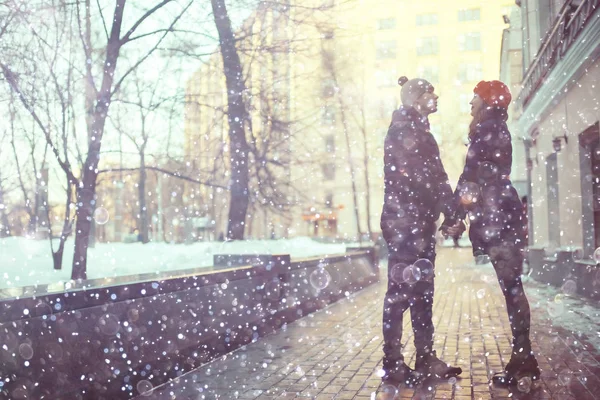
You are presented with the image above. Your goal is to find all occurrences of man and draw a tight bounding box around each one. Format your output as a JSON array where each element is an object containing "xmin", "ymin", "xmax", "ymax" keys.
[{"xmin": 380, "ymin": 76, "xmax": 462, "ymax": 385}]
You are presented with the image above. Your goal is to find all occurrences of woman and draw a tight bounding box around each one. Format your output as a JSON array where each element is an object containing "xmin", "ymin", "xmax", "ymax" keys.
[{"xmin": 444, "ymin": 80, "xmax": 539, "ymax": 387}]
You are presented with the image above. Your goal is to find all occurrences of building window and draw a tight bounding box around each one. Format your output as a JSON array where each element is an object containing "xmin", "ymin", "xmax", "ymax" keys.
[
  {"xmin": 458, "ymin": 8, "xmax": 480, "ymax": 22},
  {"xmin": 322, "ymin": 163, "xmax": 336, "ymax": 180},
  {"xmin": 376, "ymin": 40, "xmax": 397, "ymax": 59},
  {"xmin": 324, "ymin": 134, "xmax": 335, "ymax": 152},
  {"xmin": 321, "ymin": 78, "xmax": 336, "ymax": 98},
  {"xmin": 322, "ymin": 106, "xmax": 336, "ymax": 125},
  {"xmin": 325, "ymin": 193, "xmax": 334, "ymax": 208},
  {"xmin": 374, "ymin": 69, "xmax": 397, "ymax": 87},
  {"xmin": 322, "ymin": 30, "xmax": 335, "ymax": 40},
  {"xmin": 377, "ymin": 18, "xmax": 396, "ymax": 30},
  {"xmin": 457, "ymin": 63, "xmax": 483, "ymax": 82},
  {"xmin": 416, "ymin": 65, "xmax": 439, "ymax": 84},
  {"xmin": 416, "ymin": 13, "xmax": 438, "ymax": 26},
  {"xmin": 458, "ymin": 32, "xmax": 481, "ymax": 51},
  {"xmin": 416, "ymin": 37, "xmax": 439, "ymax": 56}
]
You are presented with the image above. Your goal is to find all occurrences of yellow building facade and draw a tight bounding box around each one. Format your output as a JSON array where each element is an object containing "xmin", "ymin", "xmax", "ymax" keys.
[{"xmin": 184, "ymin": 0, "xmax": 515, "ymax": 240}]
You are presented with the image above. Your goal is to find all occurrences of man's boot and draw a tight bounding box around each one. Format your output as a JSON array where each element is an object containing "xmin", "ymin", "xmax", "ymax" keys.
[
  {"xmin": 415, "ymin": 350, "xmax": 462, "ymax": 380},
  {"xmin": 381, "ymin": 358, "xmax": 418, "ymax": 387}
]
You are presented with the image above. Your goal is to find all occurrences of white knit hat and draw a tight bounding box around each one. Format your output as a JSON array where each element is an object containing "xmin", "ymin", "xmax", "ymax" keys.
[{"xmin": 398, "ymin": 76, "xmax": 434, "ymax": 107}]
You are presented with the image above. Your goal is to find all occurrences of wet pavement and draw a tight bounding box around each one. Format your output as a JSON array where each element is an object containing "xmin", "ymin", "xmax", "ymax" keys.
[{"xmin": 135, "ymin": 248, "xmax": 600, "ymax": 399}]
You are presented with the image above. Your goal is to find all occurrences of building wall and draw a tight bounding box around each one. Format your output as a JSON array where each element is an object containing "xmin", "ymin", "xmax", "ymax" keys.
[
  {"xmin": 562, "ymin": 60, "xmax": 600, "ymax": 247},
  {"xmin": 531, "ymin": 101, "xmax": 565, "ymax": 247},
  {"xmin": 516, "ymin": 0, "xmax": 600, "ymax": 253},
  {"xmin": 500, "ymin": 6, "xmax": 527, "ymax": 197}
]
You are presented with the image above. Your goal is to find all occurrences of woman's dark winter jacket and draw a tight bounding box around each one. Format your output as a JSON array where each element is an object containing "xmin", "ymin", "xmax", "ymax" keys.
[
  {"xmin": 452, "ymin": 111, "xmax": 526, "ymax": 253},
  {"xmin": 380, "ymin": 106, "xmax": 455, "ymax": 246}
]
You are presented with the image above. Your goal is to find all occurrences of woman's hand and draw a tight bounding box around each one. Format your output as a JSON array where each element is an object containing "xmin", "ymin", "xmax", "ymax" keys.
[{"xmin": 441, "ymin": 221, "xmax": 466, "ymax": 238}]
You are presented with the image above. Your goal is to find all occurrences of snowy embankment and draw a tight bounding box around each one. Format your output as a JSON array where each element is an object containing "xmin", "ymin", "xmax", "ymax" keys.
[{"xmin": 0, "ymin": 236, "xmax": 367, "ymax": 290}]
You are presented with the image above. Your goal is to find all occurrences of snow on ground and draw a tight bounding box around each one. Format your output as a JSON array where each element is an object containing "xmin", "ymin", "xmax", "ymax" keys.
[
  {"xmin": 522, "ymin": 273, "xmax": 600, "ymax": 352},
  {"xmin": 461, "ymin": 258, "xmax": 600, "ymax": 353},
  {"xmin": 0, "ymin": 236, "xmax": 367, "ymax": 290}
]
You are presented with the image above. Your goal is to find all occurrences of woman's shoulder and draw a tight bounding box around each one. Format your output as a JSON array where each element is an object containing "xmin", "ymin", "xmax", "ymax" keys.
[{"xmin": 475, "ymin": 119, "xmax": 511, "ymax": 142}]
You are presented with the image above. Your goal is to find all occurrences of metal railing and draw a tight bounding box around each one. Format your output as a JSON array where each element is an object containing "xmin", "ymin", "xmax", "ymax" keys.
[{"xmin": 518, "ymin": 0, "xmax": 599, "ymax": 109}]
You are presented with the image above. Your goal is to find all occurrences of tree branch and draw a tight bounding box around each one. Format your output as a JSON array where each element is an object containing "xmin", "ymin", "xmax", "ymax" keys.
[
  {"xmin": 97, "ymin": 166, "xmax": 228, "ymax": 189},
  {"xmin": 126, "ymin": 28, "xmax": 216, "ymax": 43},
  {"xmin": 0, "ymin": 62, "xmax": 79, "ymax": 186},
  {"xmin": 120, "ymin": 0, "xmax": 175, "ymax": 44},
  {"xmin": 75, "ymin": 0, "xmax": 98, "ymax": 96},
  {"xmin": 111, "ymin": 0, "xmax": 193, "ymax": 97},
  {"xmin": 96, "ymin": 0, "xmax": 110, "ymax": 40}
]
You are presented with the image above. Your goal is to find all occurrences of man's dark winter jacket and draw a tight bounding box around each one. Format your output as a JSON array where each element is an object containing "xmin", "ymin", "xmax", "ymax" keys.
[{"xmin": 380, "ymin": 106, "xmax": 455, "ymax": 246}]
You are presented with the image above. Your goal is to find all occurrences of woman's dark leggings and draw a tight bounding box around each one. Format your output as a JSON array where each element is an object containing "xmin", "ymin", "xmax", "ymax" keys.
[{"xmin": 489, "ymin": 245, "xmax": 532, "ymax": 355}]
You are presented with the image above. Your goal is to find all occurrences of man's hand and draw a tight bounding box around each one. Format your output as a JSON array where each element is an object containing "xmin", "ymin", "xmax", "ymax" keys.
[{"xmin": 443, "ymin": 221, "xmax": 466, "ymax": 238}]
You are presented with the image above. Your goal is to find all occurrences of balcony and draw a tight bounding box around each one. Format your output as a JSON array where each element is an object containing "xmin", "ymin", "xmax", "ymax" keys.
[{"xmin": 518, "ymin": 0, "xmax": 599, "ymax": 109}]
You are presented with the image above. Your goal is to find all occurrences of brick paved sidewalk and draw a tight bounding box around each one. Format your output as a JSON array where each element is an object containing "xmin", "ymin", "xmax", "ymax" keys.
[{"xmin": 137, "ymin": 248, "xmax": 600, "ymax": 400}]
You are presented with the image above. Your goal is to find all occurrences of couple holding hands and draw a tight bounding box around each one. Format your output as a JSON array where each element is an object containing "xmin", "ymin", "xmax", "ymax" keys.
[{"xmin": 380, "ymin": 76, "xmax": 537, "ymax": 388}]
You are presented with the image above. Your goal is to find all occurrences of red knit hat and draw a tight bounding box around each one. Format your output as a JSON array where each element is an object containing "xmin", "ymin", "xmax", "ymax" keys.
[{"xmin": 473, "ymin": 80, "xmax": 512, "ymax": 108}]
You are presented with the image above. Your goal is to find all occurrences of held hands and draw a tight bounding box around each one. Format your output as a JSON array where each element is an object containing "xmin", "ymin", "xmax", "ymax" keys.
[{"xmin": 440, "ymin": 220, "xmax": 466, "ymax": 238}]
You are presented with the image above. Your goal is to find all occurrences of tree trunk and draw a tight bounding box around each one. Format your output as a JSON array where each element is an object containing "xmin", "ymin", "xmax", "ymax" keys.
[
  {"xmin": 53, "ymin": 243, "xmax": 65, "ymax": 270},
  {"xmin": 139, "ymin": 152, "xmax": 149, "ymax": 243},
  {"xmin": 157, "ymin": 172, "xmax": 164, "ymax": 242},
  {"xmin": 332, "ymin": 80, "xmax": 362, "ymax": 240},
  {"xmin": 71, "ymin": 86, "xmax": 116, "ymax": 279},
  {"xmin": 360, "ymin": 109, "xmax": 372, "ymax": 238},
  {"xmin": 71, "ymin": 0, "xmax": 124, "ymax": 280},
  {"xmin": 53, "ymin": 211, "xmax": 72, "ymax": 270},
  {"xmin": 50, "ymin": 173, "xmax": 75, "ymax": 270},
  {"xmin": 29, "ymin": 185, "xmax": 39, "ymax": 236},
  {"xmin": 72, "ymin": 180, "xmax": 95, "ymax": 280},
  {"xmin": 211, "ymin": 0, "xmax": 250, "ymax": 240},
  {"xmin": 339, "ymin": 106, "xmax": 363, "ymax": 241},
  {"xmin": 0, "ymin": 183, "xmax": 10, "ymax": 237}
]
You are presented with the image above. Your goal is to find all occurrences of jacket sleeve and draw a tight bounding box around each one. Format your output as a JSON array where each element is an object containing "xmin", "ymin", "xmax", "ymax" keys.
[
  {"xmin": 452, "ymin": 124, "xmax": 513, "ymax": 220},
  {"xmin": 432, "ymin": 151, "xmax": 458, "ymax": 223}
]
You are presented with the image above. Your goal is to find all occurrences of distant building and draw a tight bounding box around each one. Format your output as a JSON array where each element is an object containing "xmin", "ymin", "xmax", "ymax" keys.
[{"xmin": 184, "ymin": 0, "xmax": 516, "ymax": 240}]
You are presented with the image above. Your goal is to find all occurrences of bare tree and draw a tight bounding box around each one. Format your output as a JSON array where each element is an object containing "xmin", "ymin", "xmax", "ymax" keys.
[
  {"xmin": 1, "ymin": 2, "xmax": 83, "ymax": 269},
  {"xmin": 1, "ymin": 0, "xmax": 194, "ymax": 279},
  {"xmin": 109, "ymin": 68, "xmax": 174, "ymax": 244},
  {"xmin": 321, "ymin": 47, "xmax": 363, "ymax": 240},
  {"xmin": 210, "ymin": 0, "xmax": 251, "ymax": 241},
  {"xmin": 351, "ymin": 83, "xmax": 373, "ymax": 238},
  {"xmin": 201, "ymin": 0, "xmax": 336, "ymax": 239}
]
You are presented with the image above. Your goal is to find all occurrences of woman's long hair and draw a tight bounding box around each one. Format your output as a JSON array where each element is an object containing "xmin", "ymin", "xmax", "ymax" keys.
[{"xmin": 468, "ymin": 105, "xmax": 509, "ymax": 142}]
